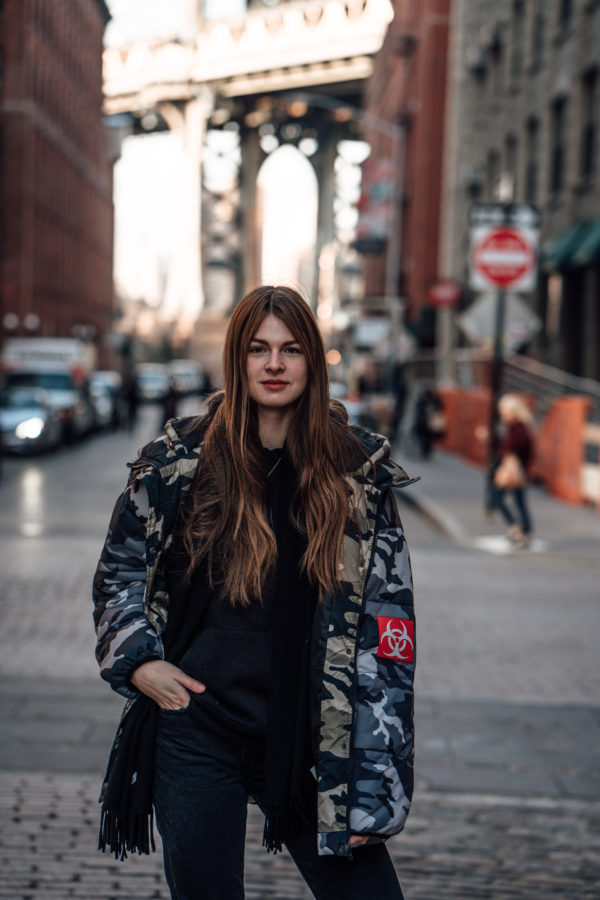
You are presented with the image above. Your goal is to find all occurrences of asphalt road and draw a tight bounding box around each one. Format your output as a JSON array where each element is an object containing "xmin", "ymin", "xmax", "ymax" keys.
[{"xmin": 0, "ymin": 404, "xmax": 598, "ymax": 899}]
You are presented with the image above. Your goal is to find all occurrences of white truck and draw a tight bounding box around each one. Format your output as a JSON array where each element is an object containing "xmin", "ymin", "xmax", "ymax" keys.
[{"xmin": 1, "ymin": 338, "xmax": 97, "ymax": 439}]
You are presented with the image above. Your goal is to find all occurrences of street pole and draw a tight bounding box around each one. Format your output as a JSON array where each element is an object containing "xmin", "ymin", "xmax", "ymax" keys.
[
  {"xmin": 485, "ymin": 182, "xmax": 511, "ymax": 513},
  {"xmin": 469, "ymin": 179, "xmax": 539, "ymax": 515},
  {"xmin": 486, "ymin": 284, "xmax": 506, "ymax": 513},
  {"xmin": 384, "ymin": 123, "xmax": 405, "ymax": 307}
]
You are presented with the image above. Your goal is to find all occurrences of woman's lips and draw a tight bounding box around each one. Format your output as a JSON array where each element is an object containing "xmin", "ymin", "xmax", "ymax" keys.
[{"xmin": 261, "ymin": 381, "xmax": 288, "ymax": 391}]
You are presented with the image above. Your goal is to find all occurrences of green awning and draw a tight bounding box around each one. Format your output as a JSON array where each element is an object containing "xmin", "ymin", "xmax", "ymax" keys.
[
  {"xmin": 544, "ymin": 219, "xmax": 600, "ymax": 271},
  {"xmin": 544, "ymin": 222, "xmax": 589, "ymax": 271},
  {"xmin": 572, "ymin": 216, "xmax": 600, "ymax": 267}
]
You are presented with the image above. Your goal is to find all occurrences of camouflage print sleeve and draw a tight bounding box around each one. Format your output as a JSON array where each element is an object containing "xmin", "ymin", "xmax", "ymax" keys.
[
  {"xmin": 92, "ymin": 475, "xmax": 164, "ymax": 698},
  {"xmin": 349, "ymin": 488, "xmax": 415, "ymax": 838}
]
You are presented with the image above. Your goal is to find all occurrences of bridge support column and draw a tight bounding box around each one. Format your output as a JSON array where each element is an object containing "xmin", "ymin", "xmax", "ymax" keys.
[
  {"xmin": 159, "ymin": 89, "xmax": 213, "ymax": 325},
  {"xmin": 312, "ymin": 132, "xmax": 338, "ymax": 312},
  {"xmin": 239, "ymin": 126, "xmax": 264, "ymax": 296}
]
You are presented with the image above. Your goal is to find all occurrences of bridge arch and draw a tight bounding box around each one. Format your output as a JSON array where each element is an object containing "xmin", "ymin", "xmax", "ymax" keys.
[{"xmin": 258, "ymin": 144, "xmax": 318, "ymax": 295}]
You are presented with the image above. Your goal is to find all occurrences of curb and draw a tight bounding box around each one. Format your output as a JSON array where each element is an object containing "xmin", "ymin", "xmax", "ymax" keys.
[{"xmin": 395, "ymin": 484, "xmax": 469, "ymax": 547}]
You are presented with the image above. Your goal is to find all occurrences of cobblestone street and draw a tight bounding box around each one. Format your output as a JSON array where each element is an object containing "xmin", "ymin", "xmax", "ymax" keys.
[
  {"xmin": 2, "ymin": 770, "xmax": 599, "ymax": 899},
  {"xmin": 1, "ymin": 407, "xmax": 599, "ymax": 898}
]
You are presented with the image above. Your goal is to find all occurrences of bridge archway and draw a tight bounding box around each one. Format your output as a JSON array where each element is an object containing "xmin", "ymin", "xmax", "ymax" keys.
[{"xmin": 258, "ymin": 144, "xmax": 318, "ymax": 295}]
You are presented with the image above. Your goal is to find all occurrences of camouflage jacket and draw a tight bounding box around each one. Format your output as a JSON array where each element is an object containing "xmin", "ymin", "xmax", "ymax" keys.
[{"xmin": 93, "ymin": 415, "xmax": 417, "ymax": 858}]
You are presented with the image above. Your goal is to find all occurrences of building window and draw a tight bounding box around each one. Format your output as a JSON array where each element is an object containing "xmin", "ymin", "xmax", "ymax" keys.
[
  {"xmin": 525, "ymin": 118, "xmax": 539, "ymax": 205},
  {"xmin": 510, "ymin": 0, "xmax": 524, "ymax": 82},
  {"xmin": 580, "ymin": 70, "xmax": 598, "ymax": 181},
  {"xmin": 549, "ymin": 98, "xmax": 567, "ymax": 195},
  {"xmin": 530, "ymin": 0, "xmax": 545, "ymax": 70},
  {"xmin": 505, "ymin": 134, "xmax": 518, "ymax": 198},
  {"xmin": 558, "ymin": 0, "xmax": 573, "ymax": 30},
  {"xmin": 487, "ymin": 149, "xmax": 501, "ymax": 199}
]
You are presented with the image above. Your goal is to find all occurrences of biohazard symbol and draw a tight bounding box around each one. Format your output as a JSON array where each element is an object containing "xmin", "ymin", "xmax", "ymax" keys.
[{"xmin": 376, "ymin": 617, "xmax": 414, "ymax": 662}]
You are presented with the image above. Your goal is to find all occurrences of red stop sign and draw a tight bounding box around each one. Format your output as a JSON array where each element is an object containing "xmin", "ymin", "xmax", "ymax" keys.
[
  {"xmin": 428, "ymin": 280, "xmax": 462, "ymax": 307},
  {"xmin": 472, "ymin": 228, "xmax": 535, "ymax": 289}
]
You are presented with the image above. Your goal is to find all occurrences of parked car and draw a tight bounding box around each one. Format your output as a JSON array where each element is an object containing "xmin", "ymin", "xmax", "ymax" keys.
[
  {"xmin": 3, "ymin": 370, "xmax": 95, "ymax": 440},
  {"xmin": 168, "ymin": 359, "xmax": 205, "ymax": 396},
  {"xmin": 90, "ymin": 370, "xmax": 124, "ymax": 429},
  {"xmin": 136, "ymin": 363, "xmax": 171, "ymax": 403},
  {"xmin": 0, "ymin": 386, "xmax": 63, "ymax": 453}
]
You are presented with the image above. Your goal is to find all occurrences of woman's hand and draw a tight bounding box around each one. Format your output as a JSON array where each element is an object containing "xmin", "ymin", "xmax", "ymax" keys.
[
  {"xmin": 130, "ymin": 660, "xmax": 206, "ymax": 710},
  {"xmin": 349, "ymin": 835, "xmax": 370, "ymax": 847}
]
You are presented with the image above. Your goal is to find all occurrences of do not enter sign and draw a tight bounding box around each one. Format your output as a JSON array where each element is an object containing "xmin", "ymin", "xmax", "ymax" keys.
[
  {"xmin": 473, "ymin": 228, "xmax": 535, "ymax": 288},
  {"xmin": 470, "ymin": 217, "xmax": 539, "ymax": 293}
]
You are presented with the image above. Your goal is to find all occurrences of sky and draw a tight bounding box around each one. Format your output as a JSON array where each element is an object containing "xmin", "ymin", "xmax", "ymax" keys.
[
  {"xmin": 105, "ymin": 0, "xmax": 248, "ymax": 46},
  {"xmin": 105, "ymin": 0, "xmax": 191, "ymax": 46}
]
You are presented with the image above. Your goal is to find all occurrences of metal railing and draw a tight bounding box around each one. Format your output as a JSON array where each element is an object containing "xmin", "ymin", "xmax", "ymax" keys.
[
  {"xmin": 403, "ymin": 349, "xmax": 600, "ymax": 424},
  {"xmin": 502, "ymin": 354, "xmax": 600, "ymax": 423}
]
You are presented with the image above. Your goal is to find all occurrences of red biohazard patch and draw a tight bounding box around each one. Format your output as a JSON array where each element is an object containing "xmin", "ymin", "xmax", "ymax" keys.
[{"xmin": 376, "ymin": 616, "xmax": 415, "ymax": 662}]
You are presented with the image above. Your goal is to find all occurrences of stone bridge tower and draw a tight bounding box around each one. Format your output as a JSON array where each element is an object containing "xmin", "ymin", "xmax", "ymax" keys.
[{"xmin": 103, "ymin": 0, "xmax": 394, "ymax": 359}]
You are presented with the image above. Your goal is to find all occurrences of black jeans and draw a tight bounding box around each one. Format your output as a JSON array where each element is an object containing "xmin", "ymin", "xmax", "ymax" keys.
[
  {"xmin": 493, "ymin": 485, "xmax": 532, "ymax": 535},
  {"xmin": 153, "ymin": 707, "xmax": 405, "ymax": 900}
]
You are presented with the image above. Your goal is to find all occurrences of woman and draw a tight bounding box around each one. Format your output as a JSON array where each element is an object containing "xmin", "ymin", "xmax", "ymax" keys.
[
  {"xmin": 493, "ymin": 393, "xmax": 535, "ymax": 546},
  {"xmin": 93, "ymin": 286, "xmax": 417, "ymax": 899}
]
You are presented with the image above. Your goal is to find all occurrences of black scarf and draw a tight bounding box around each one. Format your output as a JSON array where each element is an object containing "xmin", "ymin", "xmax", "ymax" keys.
[
  {"xmin": 98, "ymin": 546, "xmax": 212, "ymax": 859},
  {"xmin": 99, "ymin": 448, "xmax": 317, "ymax": 859},
  {"xmin": 261, "ymin": 447, "xmax": 317, "ymax": 852}
]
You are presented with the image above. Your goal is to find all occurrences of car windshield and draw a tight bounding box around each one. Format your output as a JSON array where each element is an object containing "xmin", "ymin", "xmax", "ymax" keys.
[
  {"xmin": 139, "ymin": 374, "xmax": 168, "ymax": 386},
  {"xmin": 7, "ymin": 371, "xmax": 75, "ymax": 391},
  {"xmin": 0, "ymin": 388, "xmax": 44, "ymax": 409}
]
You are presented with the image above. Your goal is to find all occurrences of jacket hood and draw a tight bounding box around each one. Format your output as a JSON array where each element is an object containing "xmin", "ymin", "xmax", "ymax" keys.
[{"xmin": 351, "ymin": 425, "xmax": 419, "ymax": 490}]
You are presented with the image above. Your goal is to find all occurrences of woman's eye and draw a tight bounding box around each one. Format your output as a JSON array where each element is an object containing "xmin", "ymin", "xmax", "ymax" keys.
[
  {"xmin": 249, "ymin": 346, "xmax": 267, "ymax": 354},
  {"xmin": 283, "ymin": 346, "xmax": 302, "ymax": 355}
]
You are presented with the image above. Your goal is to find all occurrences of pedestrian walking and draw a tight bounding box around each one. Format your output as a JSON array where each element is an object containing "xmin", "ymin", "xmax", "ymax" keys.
[
  {"xmin": 121, "ymin": 371, "xmax": 139, "ymax": 432},
  {"xmin": 413, "ymin": 386, "xmax": 446, "ymax": 459},
  {"xmin": 93, "ymin": 285, "xmax": 417, "ymax": 900},
  {"xmin": 493, "ymin": 393, "xmax": 535, "ymax": 547},
  {"xmin": 159, "ymin": 377, "xmax": 179, "ymax": 429}
]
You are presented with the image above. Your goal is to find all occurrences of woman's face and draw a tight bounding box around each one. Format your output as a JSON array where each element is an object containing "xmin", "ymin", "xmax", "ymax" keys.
[{"xmin": 246, "ymin": 313, "xmax": 308, "ymax": 413}]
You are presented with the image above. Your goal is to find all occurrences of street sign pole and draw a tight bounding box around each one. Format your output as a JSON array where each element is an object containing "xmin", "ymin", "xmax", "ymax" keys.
[
  {"xmin": 486, "ymin": 284, "xmax": 506, "ymax": 513},
  {"xmin": 468, "ymin": 198, "xmax": 540, "ymax": 514}
]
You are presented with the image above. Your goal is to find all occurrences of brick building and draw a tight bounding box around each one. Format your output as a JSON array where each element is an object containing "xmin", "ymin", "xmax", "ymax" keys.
[
  {"xmin": 441, "ymin": 0, "xmax": 600, "ymax": 380},
  {"xmin": 0, "ymin": 0, "xmax": 113, "ymax": 364},
  {"xmin": 360, "ymin": 0, "xmax": 452, "ymax": 342}
]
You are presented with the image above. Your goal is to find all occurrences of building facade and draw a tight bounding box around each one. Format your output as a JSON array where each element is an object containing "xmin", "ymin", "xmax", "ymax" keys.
[
  {"xmin": 0, "ymin": 0, "xmax": 113, "ymax": 364},
  {"xmin": 361, "ymin": 0, "xmax": 452, "ymax": 342},
  {"xmin": 441, "ymin": 0, "xmax": 600, "ymax": 380}
]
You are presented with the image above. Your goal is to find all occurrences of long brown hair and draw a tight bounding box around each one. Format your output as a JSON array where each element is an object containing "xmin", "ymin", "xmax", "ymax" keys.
[{"xmin": 182, "ymin": 285, "xmax": 365, "ymax": 605}]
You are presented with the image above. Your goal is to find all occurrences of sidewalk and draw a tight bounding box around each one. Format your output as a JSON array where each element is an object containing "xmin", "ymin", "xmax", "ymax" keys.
[{"xmin": 396, "ymin": 446, "xmax": 600, "ymax": 563}]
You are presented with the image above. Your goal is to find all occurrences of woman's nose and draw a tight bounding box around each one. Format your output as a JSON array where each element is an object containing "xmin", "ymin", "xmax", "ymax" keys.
[{"xmin": 265, "ymin": 351, "xmax": 284, "ymax": 370}]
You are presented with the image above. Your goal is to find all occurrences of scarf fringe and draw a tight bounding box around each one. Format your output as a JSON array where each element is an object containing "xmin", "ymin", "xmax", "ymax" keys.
[
  {"xmin": 262, "ymin": 789, "xmax": 313, "ymax": 855},
  {"xmin": 262, "ymin": 805, "xmax": 291, "ymax": 854},
  {"xmin": 98, "ymin": 807, "xmax": 156, "ymax": 861}
]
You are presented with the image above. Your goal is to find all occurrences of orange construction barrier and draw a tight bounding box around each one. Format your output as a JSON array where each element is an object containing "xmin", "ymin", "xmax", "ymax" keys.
[
  {"xmin": 437, "ymin": 387, "xmax": 492, "ymax": 465},
  {"xmin": 437, "ymin": 387, "xmax": 535, "ymax": 467},
  {"xmin": 436, "ymin": 387, "xmax": 591, "ymax": 505},
  {"xmin": 532, "ymin": 395, "xmax": 591, "ymax": 504}
]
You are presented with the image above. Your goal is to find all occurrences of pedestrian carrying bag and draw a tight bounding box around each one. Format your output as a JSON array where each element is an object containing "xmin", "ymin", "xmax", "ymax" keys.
[{"xmin": 494, "ymin": 452, "xmax": 525, "ymax": 489}]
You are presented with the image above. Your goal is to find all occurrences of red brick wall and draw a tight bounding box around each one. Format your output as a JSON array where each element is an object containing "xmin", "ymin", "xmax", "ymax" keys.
[
  {"xmin": 362, "ymin": 0, "xmax": 451, "ymax": 325},
  {"xmin": 0, "ymin": 0, "xmax": 113, "ymax": 364}
]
